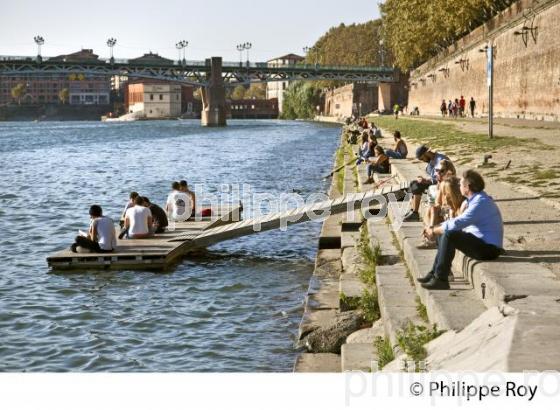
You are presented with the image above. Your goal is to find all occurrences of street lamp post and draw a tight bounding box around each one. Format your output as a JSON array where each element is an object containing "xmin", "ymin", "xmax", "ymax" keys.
[
  {"xmin": 479, "ymin": 43, "xmax": 495, "ymax": 139},
  {"xmin": 236, "ymin": 44, "xmax": 244, "ymax": 67},
  {"xmin": 106, "ymin": 37, "xmax": 117, "ymax": 64},
  {"xmin": 176, "ymin": 40, "xmax": 188, "ymax": 65},
  {"xmin": 34, "ymin": 35, "xmax": 45, "ymax": 63},
  {"xmin": 244, "ymin": 42, "xmax": 252, "ymax": 68}
]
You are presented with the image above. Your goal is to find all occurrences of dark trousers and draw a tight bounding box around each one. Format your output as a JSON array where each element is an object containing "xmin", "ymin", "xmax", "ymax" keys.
[
  {"xmin": 72, "ymin": 236, "xmax": 113, "ymax": 253},
  {"xmin": 432, "ymin": 231, "xmax": 501, "ymax": 280}
]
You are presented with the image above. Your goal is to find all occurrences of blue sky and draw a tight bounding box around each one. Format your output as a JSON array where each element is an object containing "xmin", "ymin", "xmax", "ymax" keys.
[{"xmin": 0, "ymin": 0, "xmax": 380, "ymax": 62}]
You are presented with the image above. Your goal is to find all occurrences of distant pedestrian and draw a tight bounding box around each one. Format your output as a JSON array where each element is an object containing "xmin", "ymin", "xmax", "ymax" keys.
[
  {"xmin": 459, "ymin": 96, "xmax": 466, "ymax": 117},
  {"xmin": 440, "ymin": 100, "xmax": 447, "ymax": 117},
  {"xmin": 447, "ymin": 100, "xmax": 453, "ymax": 117},
  {"xmin": 393, "ymin": 103, "xmax": 400, "ymax": 119},
  {"xmin": 469, "ymin": 97, "xmax": 476, "ymax": 118}
]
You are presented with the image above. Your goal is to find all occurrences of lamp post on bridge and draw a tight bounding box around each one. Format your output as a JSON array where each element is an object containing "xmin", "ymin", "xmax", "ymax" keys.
[
  {"xmin": 34, "ymin": 35, "xmax": 45, "ymax": 63},
  {"xmin": 106, "ymin": 37, "xmax": 117, "ymax": 65},
  {"xmin": 244, "ymin": 42, "xmax": 251, "ymax": 68},
  {"xmin": 176, "ymin": 40, "xmax": 188, "ymax": 66},
  {"xmin": 236, "ymin": 44, "xmax": 244, "ymax": 67}
]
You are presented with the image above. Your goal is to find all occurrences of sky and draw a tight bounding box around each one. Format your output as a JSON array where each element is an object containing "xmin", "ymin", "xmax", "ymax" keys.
[{"xmin": 0, "ymin": 0, "xmax": 381, "ymax": 62}]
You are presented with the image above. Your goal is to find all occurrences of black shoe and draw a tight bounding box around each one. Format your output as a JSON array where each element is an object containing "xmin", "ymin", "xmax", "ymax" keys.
[
  {"xmin": 70, "ymin": 243, "xmax": 78, "ymax": 253},
  {"xmin": 421, "ymin": 277, "xmax": 450, "ymax": 290},
  {"xmin": 416, "ymin": 271, "xmax": 434, "ymax": 283},
  {"xmin": 403, "ymin": 211, "xmax": 420, "ymax": 222}
]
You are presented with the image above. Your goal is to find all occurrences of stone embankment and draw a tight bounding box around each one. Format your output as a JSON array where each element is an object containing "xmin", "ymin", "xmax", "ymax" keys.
[{"xmin": 294, "ymin": 120, "xmax": 560, "ymax": 372}]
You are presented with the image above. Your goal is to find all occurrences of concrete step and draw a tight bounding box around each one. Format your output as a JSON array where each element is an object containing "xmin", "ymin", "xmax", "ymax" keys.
[
  {"xmin": 341, "ymin": 343, "xmax": 379, "ymax": 372},
  {"xmin": 294, "ymin": 353, "xmax": 341, "ymax": 373},
  {"xmin": 376, "ymin": 264, "xmax": 424, "ymax": 350},
  {"xmin": 319, "ymin": 214, "xmax": 342, "ymax": 249},
  {"xmin": 346, "ymin": 320, "xmax": 385, "ymax": 344},
  {"xmin": 386, "ymin": 197, "xmax": 487, "ymax": 332},
  {"xmin": 306, "ymin": 276, "xmax": 340, "ymax": 310}
]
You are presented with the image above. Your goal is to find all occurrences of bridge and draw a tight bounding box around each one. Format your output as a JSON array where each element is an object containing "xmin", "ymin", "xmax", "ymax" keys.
[{"xmin": 0, "ymin": 55, "xmax": 399, "ymax": 126}]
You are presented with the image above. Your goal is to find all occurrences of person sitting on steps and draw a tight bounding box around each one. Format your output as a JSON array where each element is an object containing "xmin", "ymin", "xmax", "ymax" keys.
[
  {"xmin": 385, "ymin": 130, "xmax": 408, "ymax": 159},
  {"xmin": 365, "ymin": 145, "xmax": 390, "ymax": 184},
  {"xmin": 417, "ymin": 170, "xmax": 504, "ymax": 290},
  {"xmin": 403, "ymin": 145, "xmax": 450, "ymax": 222}
]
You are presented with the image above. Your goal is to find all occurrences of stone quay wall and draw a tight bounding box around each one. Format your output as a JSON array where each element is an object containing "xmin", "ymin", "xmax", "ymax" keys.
[{"xmin": 407, "ymin": 0, "xmax": 560, "ymax": 121}]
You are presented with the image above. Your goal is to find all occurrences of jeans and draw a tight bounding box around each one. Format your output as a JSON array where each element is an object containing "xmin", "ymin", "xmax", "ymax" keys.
[
  {"xmin": 367, "ymin": 164, "xmax": 389, "ymax": 177},
  {"xmin": 386, "ymin": 149, "xmax": 405, "ymax": 159},
  {"xmin": 72, "ymin": 236, "xmax": 113, "ymax": 253},
  {"xmin": 432, "ymin": 231, "xmax": 501, "ymax": 280}
]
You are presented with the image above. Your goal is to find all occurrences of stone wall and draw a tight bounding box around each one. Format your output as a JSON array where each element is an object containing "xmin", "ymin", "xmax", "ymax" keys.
[
  {"xmin": 408, "ymin": 0, "xmax": 560, "ymax": 121},
  {"xmin": 324, "ymin": 83, "xmax": 378, "ymax": 118}
]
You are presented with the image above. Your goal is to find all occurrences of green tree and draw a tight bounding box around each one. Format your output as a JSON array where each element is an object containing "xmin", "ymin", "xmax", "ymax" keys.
[
  {"xmin": 230, "ymin": 85, "xmax": 246, "ymax": 100},
  {"xmin": 280, "ymin": 82, "xmax": 321, "ymax": 120},
  {"xmin": 11, "ymin": 83, "xmax": 26, "ymax": 105},
  {"xmin": 58, "ymin": 88, "xmax": 69, "ymax": 104},
  {"xmin": 244, "ymin": 83, "xmax": 266, "ymax": 100}
]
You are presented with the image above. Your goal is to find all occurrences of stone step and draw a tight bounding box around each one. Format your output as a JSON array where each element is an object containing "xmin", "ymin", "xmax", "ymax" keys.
[
  {"xmin": 386, "ymin": 194, "xmax": 487, "ymax": 332},
  {"xmin": 341, "ymin": 343, "xmax": 379, "ymax": 372},
  {"xmin": 376, "ymin": 264, "xmax": 424, "ymax": 350},
  {"xmin": 341, "ymin": 230, "xmax": 360, "ymax": 250},
  {"xmin": 346, "ymin": 320, "xmax": 385, "ymax": 344},
  {"xmin": 319, "ymin": 214, "xmax": 342, "ymax": 249},
  {"xmin": 293, "ymin": 353, "xmax": 341, "ymax": 373}
]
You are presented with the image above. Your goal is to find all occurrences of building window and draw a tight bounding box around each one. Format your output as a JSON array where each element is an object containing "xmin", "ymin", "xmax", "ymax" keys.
[
  {"xmin": 150, "ymin": 94, "xmax": 154, "ymax": 100},
  {"xmin": 282, "ymin": 83, "xmax": 286, "ymax": 90},
  {"xmin": 159, "ymin": 94, "xmax": 163, "ymax": 100}
]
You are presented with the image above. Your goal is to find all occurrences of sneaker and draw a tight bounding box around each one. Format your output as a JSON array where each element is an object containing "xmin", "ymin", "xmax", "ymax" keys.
[
  {"xmin": 403, "ymin": 211, "xmax": 420, "ymax": 222},
  {"xmin": 421, "ymin": 277, "xmax": 450, "ymax": 290},
  {"xmin": 70, "ymin": 243, "xmax": 78, "ymax": 253},
  {"xmin": 416, "ymin": 238, "xmax": 437, "ymax": 249}
]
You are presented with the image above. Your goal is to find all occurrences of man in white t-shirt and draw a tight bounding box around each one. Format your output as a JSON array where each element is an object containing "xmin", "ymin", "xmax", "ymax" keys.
[
  {"xmin": 124, "ymin": 196, "xmax": 153, "ymax": 239},
  {"xmin": 71, "ymin": 205, "xmax": 116, "ymax": 253},
  {"xmin": 166, "ymin": 181, "xmax": 192, "ymax": 222}
]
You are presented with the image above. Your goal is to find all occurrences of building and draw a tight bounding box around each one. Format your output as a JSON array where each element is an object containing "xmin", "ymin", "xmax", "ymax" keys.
[
  {"xmin": 265, "ymin": 53, "xmax": 304, "ymax": 114},
  {"xmin": 323, "ymin": 83, "xmax": 379, "ymax": 118},
  {"xmin": 0, "ymin": 49, "xmax": 110, "ymax": 106},
  {"xmin": 126, "ymin": 81, "xmax": 182, "ymax": 118},
  {"xmin": 228, "ymin": 98, "xmax": 278, "ymax": 119}
]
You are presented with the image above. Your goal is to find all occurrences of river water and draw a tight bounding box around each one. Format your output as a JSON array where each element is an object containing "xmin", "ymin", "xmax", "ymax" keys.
[{"xmin": 0, "ymin": 119, "xmax": 340, "ymax": 372}]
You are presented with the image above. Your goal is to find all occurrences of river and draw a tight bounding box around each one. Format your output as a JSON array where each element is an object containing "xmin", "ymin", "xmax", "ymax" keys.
[{"xmin": 0, "ymin": 119, "xmax": 339, "ymax": 371}]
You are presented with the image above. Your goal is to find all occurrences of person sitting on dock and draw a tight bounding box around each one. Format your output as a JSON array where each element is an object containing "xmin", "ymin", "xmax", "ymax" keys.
[
  {"xmin": 385, "ymin": 131, "xmax": 408, "ymax": 159},
  {"xmin": 417, "ymin": 170, "xmax": 504, "ymax": 290},
  {"xmin": 166, "ymin": 181, "xmax": 192, "ymax": 222},
  {"xmin": 71, "ymin": 205, "xmax": 116, "ymax": 253},
  {"xmin": 179, "ymin": 180, "xmax": 197, "ymax": 219},
  {"xmin": 365, "ymin": 145, "xmax": 390, "ymax": 184},
  {"xmin": 120, "ymin": 191, "xmax": 139, "ymax": 228},
  {"xmin": 142, "ymin": 196, "xmax": 168, "ymax": 234},
  {"xmin": 357, "ymin": 117, "xmax": 369, "ymax": 129},
  {"xmin": 402, "ymin": 145, "xmax": 450, "ymax": 222},
  {"xmin": 124, "ymin": 196, "xmax": 153, "ymax": 239}
]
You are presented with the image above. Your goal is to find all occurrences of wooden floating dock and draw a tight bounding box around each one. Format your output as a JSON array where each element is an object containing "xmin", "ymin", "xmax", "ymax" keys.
[
  {"xmin": 47, "ymin": 205, "xmax": 242, "ymax": 271},
  {"xmin": 47, "ymin": 183, "xmax": 408, "ymax": 271}
]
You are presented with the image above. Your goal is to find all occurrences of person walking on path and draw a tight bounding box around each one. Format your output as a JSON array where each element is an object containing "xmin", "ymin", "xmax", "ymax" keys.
[
  {"xmin": 459, "ymin": 96, "xmax": 466, "ymax": 117},
  {"xmin": 393, "ymin": 103, "xmax": 400, "ymax": 119},
  {"xmin": 417, "ymin": 170, "xmax": 504, "ymax": 290},
  {"xmin": 469, "ymin": 97, "xmax": 476, "ymax": 118},
  {"xmin": 440, "ymin": 100, "xmax": 447, "ymax": 117}
]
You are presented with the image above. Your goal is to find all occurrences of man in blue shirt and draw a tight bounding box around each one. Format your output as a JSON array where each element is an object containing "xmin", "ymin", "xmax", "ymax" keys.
[
  {"xmin": 403, "ymin": 145, "xmax": 450, "ymax": 222},
  {"xmin": 418, "ymin": 170, "xmax": 504, "ymax": 290}
]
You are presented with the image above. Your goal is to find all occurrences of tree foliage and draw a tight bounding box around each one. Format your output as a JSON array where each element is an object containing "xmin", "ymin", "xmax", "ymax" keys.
[
  {"xmin": 11, "ymin": 83, "xmax": 26, "ymax": 105},
  {"xmin": 58, "ymin": 88, "xmax": 69, "ymax": 104},
  {"xmin": 380, "ymin": 0, "xmax": 518, "ymax": 70},
  {"xmin": 280, "ymin": 82, "xmax": 321, "ymax": 120},
  {"xmin": 230, "ymin": 85, "xmax": 246, "ymax": 100}
]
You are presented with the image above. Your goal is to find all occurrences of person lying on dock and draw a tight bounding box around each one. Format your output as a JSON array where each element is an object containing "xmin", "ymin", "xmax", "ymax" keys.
[
  {"xmin": 71, "ymin": 205, "xmax": 116, "ymax": 253},
  {"xmin": 385, "ymin": 131, "xmax": 408, "ymax": 159},
  {"xmin": 142, "ymin": 196, "xmax": 168, "ymax": 234},
  {"xmin": 120, "ymin": 191, "xmax": 139, "ymax": 228},
  {"xmin": 417, "ymin": 170, "xmax": 504, "ymax": 290},
  {"xmin": 179, "ymin": 180, "xmax": 197, "ymax": 219},
  {"xmin": 365, "ymin": 146, "xmax": 390, "ymax": 184},
  {"xmin": 166, "ymin": 181, "xmax": 192, "ymax": 222},
  {"xmin": 402, "ymin": 145, "xmax": 450, "ymax": 222},
  {"xmin": 123, "ymin": 195, "xmax": 153, "ymax": 239}
]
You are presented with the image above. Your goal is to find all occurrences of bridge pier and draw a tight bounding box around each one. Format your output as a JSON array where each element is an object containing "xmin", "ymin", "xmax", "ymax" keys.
[{"xmin": 201, "ymin": 57, "xmax": 227, "ymax": 127}]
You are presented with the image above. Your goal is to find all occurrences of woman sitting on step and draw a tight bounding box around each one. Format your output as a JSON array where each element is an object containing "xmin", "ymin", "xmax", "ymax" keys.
[{"xmin": 365, "ymin": 145, "xmax": 390, "ymax": 184}]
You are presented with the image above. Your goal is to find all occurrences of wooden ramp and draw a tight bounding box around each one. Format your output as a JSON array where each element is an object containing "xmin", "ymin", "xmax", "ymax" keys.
[
  {"xmin": 47, "ymin": 183, "xmax": 408, "ymax": 271},
  {"xmin": 170, "ymin": 182, "xmax": 409, "ymax": 248},
  {"xmin": 47, "ymin": 205, "xmax": 242, "ymax": 271}
]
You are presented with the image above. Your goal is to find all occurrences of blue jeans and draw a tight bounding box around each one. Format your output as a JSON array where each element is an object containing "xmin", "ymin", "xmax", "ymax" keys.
[
  {"xmin": 431, "ymin": 231, "xmax": 502, "ymax": 280},
  {"xmin": 386, "ymin": 149, "xmax": 405, "ymax": 159},
  {"xmin": 367, "ymin": 164, "xmax": 389, "ymax": 177}
]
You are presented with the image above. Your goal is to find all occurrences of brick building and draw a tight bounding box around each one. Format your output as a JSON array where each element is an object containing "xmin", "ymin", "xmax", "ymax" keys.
[
  {"xmin": 0, "ymin": 49, "xmax": 110, "ymax": 105},
  {"xmin": 228, "ymin": 98, "xmax": 278, "ymax": 119},
  {"xmin": 323, "ymin": 83, "xmax": 379, "ymax": 118}
]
